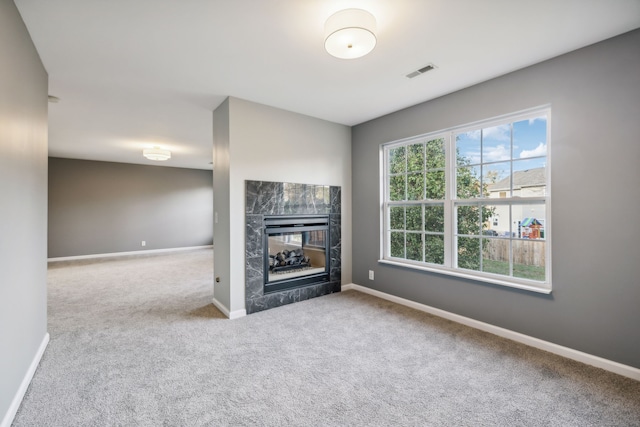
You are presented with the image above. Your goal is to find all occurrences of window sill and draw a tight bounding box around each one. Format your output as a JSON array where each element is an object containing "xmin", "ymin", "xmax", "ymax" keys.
[{"xmin": 378, "ymin": 259, "xmax": 552, "ymax": 294}]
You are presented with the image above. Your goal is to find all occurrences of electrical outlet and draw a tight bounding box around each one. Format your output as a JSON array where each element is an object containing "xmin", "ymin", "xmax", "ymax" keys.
[
  {"xmin": 368, "ymin": 270, "xmax": 374, "ymax": 280},
  {"xmin": 141, "ymin": 241, "xmax": 146, "ymax": 247}
]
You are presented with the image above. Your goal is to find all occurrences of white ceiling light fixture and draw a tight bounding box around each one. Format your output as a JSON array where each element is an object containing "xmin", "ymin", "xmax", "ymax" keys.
[
  {"xmin": 143, "ymin": 147, "xmax": 171, "ymax": 161},
  {"xmin": 324, "ymin": 8, "xmax": 377, "ymax": 59}
]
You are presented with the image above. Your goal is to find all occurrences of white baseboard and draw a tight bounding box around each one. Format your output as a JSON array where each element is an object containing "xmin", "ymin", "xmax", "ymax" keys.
[
  {"xmin": 211, "ymin": 297, "xmax": 246, "ymax": 320},
  {"xmin": 341, "ymin": 283, "xmax": 640, "ymax": 381},
  {"xmin": 229, "ymin": 309, "xmax": 247, "ymax": 320},
  {"xmin": 1, "ymin": 333, "xmax": 50, "ymax": 427},
  {"xmin": 48, "ymin": 245, "xmax": 213, "ymax": 262}
]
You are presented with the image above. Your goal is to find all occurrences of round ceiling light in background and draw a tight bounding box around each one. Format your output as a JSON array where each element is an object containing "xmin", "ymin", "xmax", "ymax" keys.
[
  {"xmin": 143, "ymin": 147, "xmax": 171, "ymax": 161},
  {"xmin": 324, "ymin": 9, "xmax": 377, "ymax": 59}
]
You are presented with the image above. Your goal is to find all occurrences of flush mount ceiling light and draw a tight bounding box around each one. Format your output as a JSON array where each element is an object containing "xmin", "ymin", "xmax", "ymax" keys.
[
  {"xmin": 324, "ymin": 8, "xmax": 377, "ymax": 59},
  {"xmin": 143, "ymin": 147, "xmax": 171, "ymax": 161}
]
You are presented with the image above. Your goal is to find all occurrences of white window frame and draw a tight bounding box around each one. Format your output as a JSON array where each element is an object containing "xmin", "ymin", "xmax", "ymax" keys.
[{"xmin": 379, "ymin": 107, "xmax": 552, "ymax": 294}]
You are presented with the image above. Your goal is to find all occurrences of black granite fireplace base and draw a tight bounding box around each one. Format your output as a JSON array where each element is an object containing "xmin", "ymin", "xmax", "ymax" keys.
[
  {"xmin": 246, "ymin": 282, "xmax": 341, "ymax": 314},
  {"xmin": 245, "ymin": 180, "xmax": 341, "ymax": 315}
]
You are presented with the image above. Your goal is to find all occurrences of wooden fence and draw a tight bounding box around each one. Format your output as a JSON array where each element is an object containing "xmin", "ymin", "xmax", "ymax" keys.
[{"xmin": 483, "ymin": 239, "xmax": 546, "ymax": 267}]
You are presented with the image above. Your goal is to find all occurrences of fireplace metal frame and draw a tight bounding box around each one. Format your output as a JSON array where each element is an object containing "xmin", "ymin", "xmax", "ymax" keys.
[{"xmin": 263, "ymin": 214, "xmax": 330, "ymax": 294}]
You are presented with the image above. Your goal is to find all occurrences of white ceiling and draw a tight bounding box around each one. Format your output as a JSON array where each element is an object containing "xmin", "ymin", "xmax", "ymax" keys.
[{"xmin": 14, "ymin": 0, "xmax": 640, "ymax": 170}]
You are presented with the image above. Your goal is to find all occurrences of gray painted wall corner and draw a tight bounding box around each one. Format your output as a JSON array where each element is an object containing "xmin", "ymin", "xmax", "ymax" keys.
[
  {"xmin": 48, "ymin": 158, "xmax": 213, "ymax": 258},
  {"xmin": 351, "ymin": 29, "xmax": 640, "ymax": 368},
  {"xmin": 0, "ymin": 0, "xmax": 49, "ymax": 423},
  {"xmin": 212, "ymin": 98, "xmax": 232, "ymax": 310}
]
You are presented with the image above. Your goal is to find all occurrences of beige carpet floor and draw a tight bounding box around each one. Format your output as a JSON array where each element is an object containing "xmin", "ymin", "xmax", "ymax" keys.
[{"xmin": 12, "ymin": 248, "xmax": 640, "ymax": 426}]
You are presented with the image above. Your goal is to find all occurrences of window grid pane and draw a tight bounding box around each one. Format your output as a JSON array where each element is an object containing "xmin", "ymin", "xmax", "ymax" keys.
[{"xmin": 383, "ymin": 110, "xmax": 549, "ymax": 287}]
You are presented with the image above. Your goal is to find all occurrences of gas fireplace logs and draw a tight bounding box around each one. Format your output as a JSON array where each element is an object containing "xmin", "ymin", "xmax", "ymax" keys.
[{"xmin": 269, "ymin": 249, "xmax": 311, "ymax": 271}]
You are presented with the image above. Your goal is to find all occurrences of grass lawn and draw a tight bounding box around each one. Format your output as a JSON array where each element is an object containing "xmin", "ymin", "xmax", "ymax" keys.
[{"xmin": 482, "ymin": 258, "xmax": 545, "ymax": 281}]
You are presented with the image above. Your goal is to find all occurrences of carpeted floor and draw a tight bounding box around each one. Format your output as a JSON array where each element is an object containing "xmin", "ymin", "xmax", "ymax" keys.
[{"xmin": 12, "ymin": 248, "xmax": 640, "ymax": 426}]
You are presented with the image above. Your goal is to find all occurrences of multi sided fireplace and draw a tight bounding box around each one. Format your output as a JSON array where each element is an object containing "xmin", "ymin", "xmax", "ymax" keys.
[{"xmin": 263, "ymin": 215, "xmax": 329, "ymax": 294}]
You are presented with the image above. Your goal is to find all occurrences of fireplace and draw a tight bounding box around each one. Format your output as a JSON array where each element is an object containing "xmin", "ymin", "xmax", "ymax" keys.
[
  {"xmin": 264, "ymin": 215, "xmax": 329, "ymax": 293},
  {"xmin": 245, "ymin": 180, "xmax": 341, "ymax": 314}
]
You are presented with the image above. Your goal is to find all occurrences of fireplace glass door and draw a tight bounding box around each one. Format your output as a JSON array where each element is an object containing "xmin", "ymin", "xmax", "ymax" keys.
[{"xmin": 264, "ymin": 216, "xmax": 329, "ymax": 293}]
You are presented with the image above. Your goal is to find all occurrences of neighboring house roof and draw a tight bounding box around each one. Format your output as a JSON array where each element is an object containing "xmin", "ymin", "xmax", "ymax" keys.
[
  {"xmin": 521, "ymin": 217, "xmax": 543, "ymax": 227},
  {"xmin": 488, "ymin": 167, "xmax": 546, "ymax": 192}
]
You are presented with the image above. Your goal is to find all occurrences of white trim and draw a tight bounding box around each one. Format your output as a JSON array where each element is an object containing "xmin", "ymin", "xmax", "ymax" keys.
[
  {"xmin": 211, "ymin": 297, "xmax": 246, "ymax": 320},
  {"xmin": 378, "ymin": 144, "xmax": 385, "ymax": 261},
  {"xmin": 228, "ymin": 309, "xmax": 247, "ymax": 320},
  {"xmin": 211, "ymin": 297, "xmax": 230, "ymax": 317},
  {"xmin": 380, "ymin": 107, "xmax": 552, "ymax": 293},
  {"xmin": 378, "ymin": 259, "xmax": 551, "ymax": 294},
  {"xmin": 47, "ymin": 245, "xmax": 213, "ymax": 262},
  {"xmin": 1, "ymin": 333, "xmax": 50, "ymax": 427},
  {"xmin": 340, "ymin": 283, "xmax": 640, "ymax": 381}
]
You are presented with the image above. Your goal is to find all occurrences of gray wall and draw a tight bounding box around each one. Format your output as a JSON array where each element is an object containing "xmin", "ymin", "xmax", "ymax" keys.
[
  {"xmin": 0, "ymin": 0, "xmax": 49, "ymax": 423},
  {"xmin": 212, "ymin": 97, "xmax": 352, "ymax": 315},
  {"xmin": 48, "ymin": 158, "xmax": 213, "ymax": 258},
  {"xmin": 212, "ymin": 98, "xmax": 231, "ymax": 310},
  {"xmin": 352, "ymin": 29, "xmax": 640, "ymax": 368}
]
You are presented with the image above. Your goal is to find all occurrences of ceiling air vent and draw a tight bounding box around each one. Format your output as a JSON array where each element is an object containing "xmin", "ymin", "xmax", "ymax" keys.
[{"xmin": 406, "ymin": 64, "xmax": 437, "ymax": 79}]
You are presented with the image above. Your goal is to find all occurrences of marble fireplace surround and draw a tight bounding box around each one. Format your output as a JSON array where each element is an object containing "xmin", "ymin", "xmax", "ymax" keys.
[{"xmin": 245, "ymin": 180, "xmax": 341, "ymax": 314}]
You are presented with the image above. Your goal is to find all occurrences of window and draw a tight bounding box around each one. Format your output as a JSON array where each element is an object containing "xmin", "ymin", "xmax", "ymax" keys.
[{"xmin": 382, "ymin": 108, "xmax": 550, "ymax": 292}]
